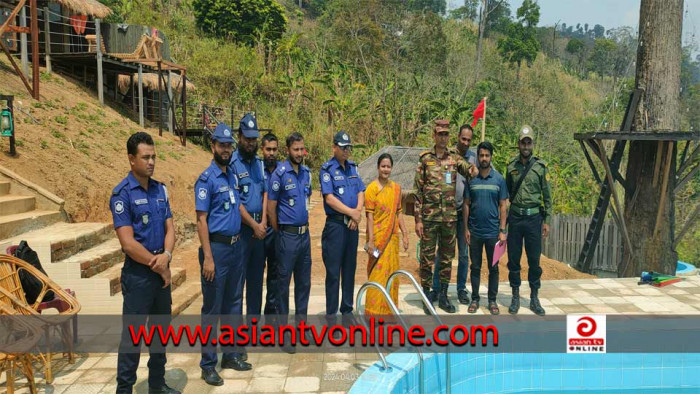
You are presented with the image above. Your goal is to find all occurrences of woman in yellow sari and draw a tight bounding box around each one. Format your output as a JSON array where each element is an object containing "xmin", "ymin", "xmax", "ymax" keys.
[{"xmin": 364, "ymin": 153, "xmax": 409, "ymax": 316}]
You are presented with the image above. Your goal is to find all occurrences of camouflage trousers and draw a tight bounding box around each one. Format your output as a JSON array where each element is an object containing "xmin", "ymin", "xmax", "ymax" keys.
[{"xmin": 419, "ymin": 220, "xmax": 456, "ymax": 288}]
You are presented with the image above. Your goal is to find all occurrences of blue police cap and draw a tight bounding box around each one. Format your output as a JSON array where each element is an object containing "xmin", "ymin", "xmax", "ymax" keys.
[
  {"xmin": 212, "ymin": 123, "xmax": 235, "ymax": 143},
  {"xmin": 333, "ymin": 130, "xmax": 352, "ymax": 147},
  {"xmin": 239, "ymin": 114, "xmax": 260, "ymax": 138}
]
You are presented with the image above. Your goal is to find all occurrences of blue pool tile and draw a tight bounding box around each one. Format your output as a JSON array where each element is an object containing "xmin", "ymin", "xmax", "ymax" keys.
[
  {"xmin": 622, "ymin": 353, "xmax": 644, "ymax": 368},
  {"xmin": 561, "ymin": 370, "xmax": 581, "ymax": 389},
  {"xmin": 662, "ymin": 353, "xmax": 684, "ymax": 368},
  {"xmin": 681, "ymin": 366, "xmax": 700, "ymax": 387},
  {"xmin": 662, "ymin": 367, "xmax": 683, "ymax": 387},
  {"xmin": 561, "ymin": 354, "xmax": 583, "ymax": 369},
  {"xmin": 543, "ymin": 353, "xmax": 562, "ymax": 368},
  {"xmin": 642, "ymin": 368, "xmax": 663, "ymax": 387},
  {"xmin": 622, "ymin": 368, "xmax": 644, "ymax": 387},
  {"xmin": 603, "ymin": 353, "xmax": 623, "ymax": 369},
  {"xmin": 682, "ymin": 353, "xmax": 700, "ymax": 366},
  {"xmin": 581, "ymin": 369, "xmax": 603, "ymax": 389},
  {"xmin": 602, "ymin": 368, "xmax": 623, "ymax": 388},
  {"xmin": 643, "ymin": 353, "xmax": 664, "ymax": 368},
  {"xmin": 542, "ymin": 370, "xmax": 562, "ymax": 390}
]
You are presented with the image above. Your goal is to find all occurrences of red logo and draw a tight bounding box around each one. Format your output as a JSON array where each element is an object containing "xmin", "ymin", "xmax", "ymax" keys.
[{"xmin": 576, "ymin": 316, "xmax": 597, "ymax": 337}]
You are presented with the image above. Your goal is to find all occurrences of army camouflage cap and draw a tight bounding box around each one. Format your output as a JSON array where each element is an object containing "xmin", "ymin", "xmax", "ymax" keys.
[
  {"xmin": 434, "ymin": 119, "xmax": 450, "ymax": 133},
  {"xmin": 519, "ymin": 125, "xmax": 534, "ymax": 142}
]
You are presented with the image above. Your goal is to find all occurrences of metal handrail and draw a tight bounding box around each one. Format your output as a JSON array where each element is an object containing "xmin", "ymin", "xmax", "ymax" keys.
[
  {"xmin": 355, "ymin": 281, "xmax": 425, "ymax": 394},
  {"xmin": 386, "ymin": 269, "xmax": 451, "ymax": 394}
]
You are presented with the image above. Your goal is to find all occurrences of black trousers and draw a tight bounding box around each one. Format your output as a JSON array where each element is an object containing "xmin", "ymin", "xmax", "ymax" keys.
[
  {"xmin": 507, "ymin": 213, "xmax": 543, "ymax": 290},
  {"xmin": 263, "ymin": 228, "xmax": 280, "ymax": 315},
  {"xmin": 117, "ymin": 260, "xmax": 172, "ymax": 393},
  {"xmin": 469, "ymin": 236, "xmax": 499, "ymax": 302}
]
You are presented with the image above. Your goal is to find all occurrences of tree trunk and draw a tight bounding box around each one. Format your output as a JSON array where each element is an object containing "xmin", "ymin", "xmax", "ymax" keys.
[
  {"xmin": 475, "ymin": 0, "xmax": 486, "ymax": 82},
  {"xmin": 621, "ymin": 0, "xmax": 683, "ymax": 276}
]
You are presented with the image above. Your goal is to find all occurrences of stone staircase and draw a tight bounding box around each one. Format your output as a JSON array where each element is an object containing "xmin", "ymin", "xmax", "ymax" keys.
[{"xmin": 0, "ymin": 168, "xmax": 200, "ymax": 315}]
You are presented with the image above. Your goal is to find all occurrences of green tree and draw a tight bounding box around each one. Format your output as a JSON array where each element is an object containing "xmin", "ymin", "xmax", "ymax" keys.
[
  {"xmin": 193, "ymin": 0, "xmax": 287, "ymax": 45},
  {"xmin": 449, "ymin": 0, "xmax": 478, "ymax": 21},
  {"xmin": 588, "ymin": 38, "xmax": 617, "ymax": 78},
  {"xmin": 406, "ymin": 0, "xmax": 446, "ymax": 15},
  {"xmin": 401, "ymin": 12, "xmax": 448, "ymax": 75},
  {"xmin": 593, "ymin": 24, "xmax": 605, "ymax": 39},
  {"xmin": 497, "ymin": 0, "xmax": 540, "ymax": 79}
]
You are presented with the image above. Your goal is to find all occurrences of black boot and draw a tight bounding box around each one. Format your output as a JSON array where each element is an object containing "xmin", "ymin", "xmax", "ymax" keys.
[
  {"xmin": 529, "ymin": 289, "xmax": 546, "ymax": 316},
  {"xmin": 429, "ymin": 289, "xmax": 438, "ymax": 303},
  {"xmin": 438, "ymin": 284, "xmax": 456, "ymax": 313},
  {"xmin": 508, "ymin": 287, "xmax": 520, "ymax": 315},
  {"xmin": 422, "ymin": 287, "xmax": 433, "ymax": 315}
]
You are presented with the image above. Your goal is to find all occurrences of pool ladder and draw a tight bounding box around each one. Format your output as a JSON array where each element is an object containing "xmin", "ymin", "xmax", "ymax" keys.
[{"xmin": 355, "ymin": 269, "xmax": 451, "ymax": 394}]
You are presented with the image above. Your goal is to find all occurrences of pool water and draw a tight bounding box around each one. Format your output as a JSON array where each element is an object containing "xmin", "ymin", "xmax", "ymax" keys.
[{"xmin": 349, "ymin": 353, "xmax": 700, "ymax": 393}]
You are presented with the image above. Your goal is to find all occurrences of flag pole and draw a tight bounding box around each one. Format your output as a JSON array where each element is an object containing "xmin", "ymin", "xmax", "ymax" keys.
[{"xmin": 481, "ymin": 96, "xmax": 487, "ymax": 142}]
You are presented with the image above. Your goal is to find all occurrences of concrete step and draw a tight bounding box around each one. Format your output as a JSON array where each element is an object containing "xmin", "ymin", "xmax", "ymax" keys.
[
  {"xmin": 0, "ymin": 194, "xmax": 36, "ymax": 216},
  {"xmin": 0, "ymin": 222, "xmax": 113, "ymax": 262},
  {"xmin": 57, "ymin": 238, "xmax": 124, "ymax": 278},
  {"xmin": 0, "ymin": 180, "xmax": 11, "ymax": 196},
  {"xmin": 171, "ymin": 280, "xmax": 202, "ymax": 317},
  {"xmin": 95, "ymin": 264, "xmax": 187, "ymax": 296},
  {"xmin": 0, "ymin": 210, "xmax": 63, "ymax": 240}
]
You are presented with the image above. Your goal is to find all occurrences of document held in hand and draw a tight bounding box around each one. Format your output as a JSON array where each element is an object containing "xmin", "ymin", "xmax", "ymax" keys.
[{"xmin": 493, "ymin": 240, "xmax": 506, "ymax": 267}]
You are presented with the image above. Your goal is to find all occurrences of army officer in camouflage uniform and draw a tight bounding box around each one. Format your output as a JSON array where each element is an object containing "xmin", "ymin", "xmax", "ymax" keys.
[
  {"xmin": 414, "ymin": 119, "xmax": 477, "ymax": 314},
  {"xmin": 506, "ymin": 125, "xmax": 552, "ymax": 316}
]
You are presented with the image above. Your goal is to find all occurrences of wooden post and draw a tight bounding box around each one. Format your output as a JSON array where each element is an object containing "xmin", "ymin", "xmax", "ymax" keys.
[
  {"xmin": 20, "ymin": 6, "xmax": 28, "ymax": 77},
  {"xmin": 158, "ymin": 61, "xmax": 162, "ymax": 136},
  {"xmin": 43, "ymin": 7, "xmax": 51, "ymax": 74},
  {"xmin": 114, "ymin": 73, "xmax": 118, "ymax": 101},
  {"xmin": 95, "ymin": 18, "xmax": 103, "ymax": 105},
  {"xmin": 181, "ymin": 70, "xmax": 187, "ymax": 146},
  {"xmin": 480, "ymin": 96, "xmax": 486, "ymax": 142},
  {"xmin": 130, "ymin": 74, "xmax": 135, "ymax": 111},
  {"xmin": 138, "ymin": 64, "xmax": 144, "ymax": 127},
  {"xmin": 29, "ymin": 0, "xmax": 39, "ymax": 99},
  {"xmin": 167, "ymin": 71, "xmax": 173, "ymax": 133}
]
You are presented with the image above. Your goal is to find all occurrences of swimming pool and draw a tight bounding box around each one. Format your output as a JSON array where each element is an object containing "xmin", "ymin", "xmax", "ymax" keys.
[{"xmin": 349, "ymin": 353, "xmax": 700, "ymax": 393}]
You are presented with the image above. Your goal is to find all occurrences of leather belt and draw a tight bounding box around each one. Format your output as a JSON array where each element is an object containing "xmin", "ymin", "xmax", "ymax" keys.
[
  {"xmin": 327, "ymin": 214, "xmax": 347, "ymax": 223},
  {"xmin": 510, "ymin": 206, "xmax": 541, "ymax": 216},
  {"xmin": 280, "ymin": 224, "xmax": 308, "ymax": 235},
  {"xmin": 209, "ymin": 233, "xmax": 241, "ymax": 245}
]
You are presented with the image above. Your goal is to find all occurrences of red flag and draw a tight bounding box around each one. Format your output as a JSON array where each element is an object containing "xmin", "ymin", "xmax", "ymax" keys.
[{"xmin": 471, "ymin": 99, "xmax": 485, "ymax": 127}]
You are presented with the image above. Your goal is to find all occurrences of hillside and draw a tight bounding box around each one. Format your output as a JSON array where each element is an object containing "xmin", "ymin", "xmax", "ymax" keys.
[{"xmin": 0, "ymin": 57, "xmax": 210, "ymax": 240}]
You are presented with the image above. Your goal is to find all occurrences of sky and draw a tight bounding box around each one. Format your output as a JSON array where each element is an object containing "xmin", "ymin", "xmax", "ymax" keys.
[{"xmin": 448, "ymin": 0, "xmax": 699, "ymax": 54}]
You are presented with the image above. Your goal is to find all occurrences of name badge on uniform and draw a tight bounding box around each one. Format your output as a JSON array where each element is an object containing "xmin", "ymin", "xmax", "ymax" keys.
[
  {"xmin": 289, "ymin": 198, "xmax": 295, "ymax": 207},
  {"xmin": 229, "ymin": 190, "xmax": 236, "ymax": 204},
  {"xmin": 134, "ymin": 198, "xmax": 148, "ymax": 205},
  {"xmin": 142, "ymin": 213, "xmax": 149, "ymax": 225},
  {"xmin": 339, "ymin": 187, "xmax": 344, "ymax": 195},
  {"xmin": 243, "ymin": 185, "xmax": 249, "ymax": 194},
  {"xmin": 445, "ymin": 171, "xmax": 452, "ymax": 185},
  {"xmin": 238, "ymin": 172, "xmax": 249, "ymax": 179}
]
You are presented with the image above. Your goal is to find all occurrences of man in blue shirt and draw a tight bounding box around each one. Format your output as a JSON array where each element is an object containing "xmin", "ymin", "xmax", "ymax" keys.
[
  {"xmin": 320, "ymin": 131, "xmax": 365, "ymax": 319},
  {"xmin": 431, "ymin": 124, "xmax": 476, "ymax": 305},
  {"xmin": 464, "ymin": 141, "xmax": 508, "ymax": 315},
  {"xmin": 195, "ymin": 123, "xmax": 251, "ymax": 386},
  {"xmin": 111, "ymin": 132, "xmax": 179, "ymax": 394},
  {"xmin": 267, "ymin": 132, "xmax": 313, "ymax": 325},
  {"xmin": 230, "ymin": 114, "xmax": 268, "ymax": 319},
  {"xmin": 261, "ymin": 132, "xmax": 282, "ymax": 315}
]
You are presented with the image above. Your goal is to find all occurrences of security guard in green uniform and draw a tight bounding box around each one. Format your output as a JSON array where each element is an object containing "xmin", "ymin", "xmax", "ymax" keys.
[{"xmin": 505, "ymin": 125, "xmax": 552, "ymax": 316}]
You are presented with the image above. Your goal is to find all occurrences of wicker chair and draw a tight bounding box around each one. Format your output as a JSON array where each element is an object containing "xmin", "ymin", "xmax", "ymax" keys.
[
  {"xmin": 0, "ymin": 254, "xmax": 81, "ymax": 384},
  {"xmin": 0, "ymin": 304, "xmax": 42, "ymax": 394}
]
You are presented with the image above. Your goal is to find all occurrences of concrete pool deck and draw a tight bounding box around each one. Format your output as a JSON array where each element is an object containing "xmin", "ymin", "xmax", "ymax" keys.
[{"xmin": 3, "ymin": 275, "xmax": 699, "ymax": 393}]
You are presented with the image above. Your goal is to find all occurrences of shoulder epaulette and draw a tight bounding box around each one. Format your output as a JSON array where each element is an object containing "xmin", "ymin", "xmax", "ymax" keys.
[
  {"xmin": 419, "ymin": 150, "xmax": 432, "ymax": 159},
  {"xmin": 112, "ymin": 178, "xmax": 128, "ymax": 195},
  {"xmin": 275, "ymin": 166, "xmax": 287, "ymax": 176},
  {"xmin": 321, "ymin": 161, "xmax": 331, "ymax": 171},
  {"xmin": 198, "ymin": 170, "xmax": 210, "ymax": 182},
  {"xmin": 302, "ymin": 164, "xmax": 310, "ymax": 172}
]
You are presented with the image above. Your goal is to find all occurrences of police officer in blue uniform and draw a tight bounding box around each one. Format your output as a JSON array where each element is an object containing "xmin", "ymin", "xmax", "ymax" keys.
[
  {"xmin": 230, "ymin": 114, "xmax": 268, "ymax": 318},
  {"xmin": 195, "ymin": 123, "xmax": 251, "ymax": 387},
  {"xmin": 261, "ymin": 132, "xmax": 282, "ymax": 315},
  {"xmin": 267, "ymin": 132, "xmax": 312, "ymax": 322},
  {"xmin": 320, "ymin": 131, "xmax": 365, "ymax": 319},
  {"xmin": 111, "ymin": 132, "xmax": 180, "ymax": 394}
]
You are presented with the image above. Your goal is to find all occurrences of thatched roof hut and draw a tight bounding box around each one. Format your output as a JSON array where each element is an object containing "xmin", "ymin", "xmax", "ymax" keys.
[
  {"xmin": 117, "ymin": 73, "xmax": 195, "ymax": 95},
  {"xmin": 51, "ymin": 0, "xmax": 113, "ymax": 18}
]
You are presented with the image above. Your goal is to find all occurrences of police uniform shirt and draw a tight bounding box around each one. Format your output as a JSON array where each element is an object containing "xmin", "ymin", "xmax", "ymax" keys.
[
  {"xmin": 268, "ymin": 160, "xmax": 312, "ymax": 226},
  {"xmin": 265, "ymin": 161, "xmax": 282, "ymax": 191},
  {"xmin": 319, "ymin": 157, "xmax": 366, "ymax": 216},
  {"xmin": 110, "ymin": 172, "xmax": 172, "ymax": 253},
  {"xmin": 195, "ymin": 160, "xmax": 241, "ymax": 236},
  {"xmin": 230, "ymin": 150, "xmax": 267, "ymax": 215}
]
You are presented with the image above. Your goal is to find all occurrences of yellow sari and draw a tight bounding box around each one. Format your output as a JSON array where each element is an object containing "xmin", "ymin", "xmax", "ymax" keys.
[{"xmin": 364, "ymin": 180, "xmax": 402, "ymax": 316}]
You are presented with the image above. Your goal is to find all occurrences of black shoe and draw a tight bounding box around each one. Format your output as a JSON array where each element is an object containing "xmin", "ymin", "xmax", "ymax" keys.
[
  {"xmin": 239, "ymin": 347, "xmax": 248, "ymax": 362},
  {"xmin": 422, "ymin": 287, "xmax": 434, "ymax": 315},
  {"xmin": 429, "ymin": 289, "xmax": 438, "ymax": 303},
  {"xmin": 221, "ymin": 357, "xmax": 252, "ymax": 371},
  {"xmin": 438, "ymin": 284, "xmax": 456, "ymax": 314},
  {"xmin": 149, "ymin": 384, "xmax": 181, "ymax": 394},
  {"xmin": 201, "ymin": 368, "xmax": 223, "ymax": 386},
  {"xmin": 529, "ymin": 291, "xmax": 546, "ymax": 316},
  {"xmin": 457, "ymin": 290, "xmax": 470, "ymax": 305},
  {"xmin": 508, "ymin": 288, "xmax": 520, "ymax": 315},
  {"xmin": 282, "ymin": 344, "xmax": 297, "ymax": 354}
]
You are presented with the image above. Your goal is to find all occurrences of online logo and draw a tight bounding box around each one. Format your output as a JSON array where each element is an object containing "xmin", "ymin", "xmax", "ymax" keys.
[{"xmin": 567, "ymin": 314, "xmax": 606, "ymax": 353}]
